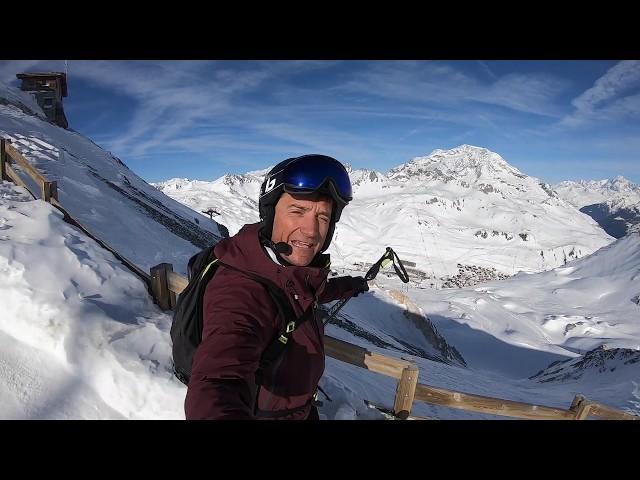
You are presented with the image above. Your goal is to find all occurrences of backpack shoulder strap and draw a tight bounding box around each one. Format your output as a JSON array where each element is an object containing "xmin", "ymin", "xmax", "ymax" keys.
[{"xmin": 258, "ymin": 285, "xmax": 316, "ymax": 370}]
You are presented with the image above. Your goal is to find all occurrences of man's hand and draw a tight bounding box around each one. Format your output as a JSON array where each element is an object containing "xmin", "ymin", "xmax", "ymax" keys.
[{"xmin": 349, "ymin": 276, "xmax": 369, "ymax": 297}]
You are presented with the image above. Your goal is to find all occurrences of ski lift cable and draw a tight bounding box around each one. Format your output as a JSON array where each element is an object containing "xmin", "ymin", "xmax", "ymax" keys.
[
  {"xmin": 413, "ymin": 205, "xmax": 447, "ymax": 288},
  {"xmin": 416, "ymin": 212, "xmax": 434, "ymax": 283}
]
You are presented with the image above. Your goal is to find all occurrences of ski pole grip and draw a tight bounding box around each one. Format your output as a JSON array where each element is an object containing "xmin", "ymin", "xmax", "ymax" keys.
[
  {"xmin": 365, "ymin": 250, "xmax": 390, "ymax": 281},
  {"xmin": 365, "ymin": 263, "xmax": 381, "ymax": 282}
]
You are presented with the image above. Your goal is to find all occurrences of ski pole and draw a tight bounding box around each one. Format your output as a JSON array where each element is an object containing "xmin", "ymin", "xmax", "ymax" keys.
[{"xmin": 323, "ymin": 247, "xmax": 410, "ymax": 326}]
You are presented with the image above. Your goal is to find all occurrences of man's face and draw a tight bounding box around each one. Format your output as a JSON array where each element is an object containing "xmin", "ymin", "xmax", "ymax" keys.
[{"xmin": 271, "ymin": 192, "xmax": 333, "ymax": 266}]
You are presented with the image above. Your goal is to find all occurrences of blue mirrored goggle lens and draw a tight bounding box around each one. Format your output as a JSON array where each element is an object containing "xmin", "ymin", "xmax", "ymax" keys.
[{"xmin": 281, "ymin": 155, "xmax": 352, "ymax": 201}]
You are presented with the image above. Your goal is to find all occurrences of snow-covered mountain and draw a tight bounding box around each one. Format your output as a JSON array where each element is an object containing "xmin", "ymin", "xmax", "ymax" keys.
[
  {"xmin": 153, "ymin": 169, "xmax": 266, "ymax": 238},
  {"xmin": 0, "ymin": 82, "xmax": 227, "ymax": 276},
  {"xmin": 553, "ymin": 176, "xmax": 640, "ymax": 238},
  {"xmin": 554, "ymin": 176, "xmax": 640, "ymax": 208},
  {"xmin": 579, "ymin": 201, "xmax": 640, "ymax": 239},
  {"xmin": 158, "ymin": 144, "xmax": 614, "ymax": 286},
  {"xmin": 530, "ymin": 345, "xmax": 640, "ymax": 383}
]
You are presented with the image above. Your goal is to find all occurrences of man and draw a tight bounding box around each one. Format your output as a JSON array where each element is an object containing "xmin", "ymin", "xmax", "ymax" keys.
[{"xmin": 185, "ymin": 154, "xmax": 368, "ymax": 420}]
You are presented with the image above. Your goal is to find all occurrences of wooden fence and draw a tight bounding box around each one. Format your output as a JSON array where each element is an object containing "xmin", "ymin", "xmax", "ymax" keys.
[{"xmin": 2, "ymin": 136, "xmax": 638, "ymax": 421}]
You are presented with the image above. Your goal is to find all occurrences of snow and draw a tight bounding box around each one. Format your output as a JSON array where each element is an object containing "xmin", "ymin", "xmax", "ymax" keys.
[
  {"xmin": 553, "ymin": 176, "xmax": 640, "ymax": 209},
  {"xmin": 0, "ymin": 181, "xmax": 184, "ymax": 418}
]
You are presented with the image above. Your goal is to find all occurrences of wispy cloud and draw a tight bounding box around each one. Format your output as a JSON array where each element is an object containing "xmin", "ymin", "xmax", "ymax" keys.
[
  {"xmin": 561, "ymin": 60, "xmax": 640, "ymax": 127},
  {"xmin": 65, "ymin": 61, "xmax": 265, "ymax": 154},
  {"xmin": 65, "ymin": 60, "xmax": 348, "ymax": 159},
  {"xmin": 336, "ymin": 61, "xmax": 478, "ymax": 106},
  {"xmin": 477, "ymin": 61, "xmax": 499, "ymax": 81},
  {"xmin": 398, "ymin": 127, "xmax": 422, "ymax": 141},
  {"xmin": 250, "ymin": 121, "xmax": 386, "ymax": 165},
  {"xmin": 335, "ymin": 61, "xmax": 566, "ymax": 117},
  {"xmin": 478, "ymin": 73, "xmax": 567, "ymax": 117}
]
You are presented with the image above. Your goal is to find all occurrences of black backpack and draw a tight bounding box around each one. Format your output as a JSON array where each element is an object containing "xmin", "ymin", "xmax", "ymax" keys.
[{"xmin": 170, "ymin": 245, "xmax": 315, "ymax": 386}]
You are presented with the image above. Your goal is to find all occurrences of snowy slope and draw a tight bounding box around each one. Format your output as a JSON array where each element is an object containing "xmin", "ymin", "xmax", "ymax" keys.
[
  {"xmin": 0, "ymin": 80, "xmax": 47, "ymax": 120},
  {"xmin": 0, "ymin": 181, "xmax": 184, "ymax": 419},
  {"xmin": 0, "ymin": 83, "xmax": 227, "ymax": 276},
  {"xmin": 398, "ymin": 230, "xmax": 640, "ymax": 377}
]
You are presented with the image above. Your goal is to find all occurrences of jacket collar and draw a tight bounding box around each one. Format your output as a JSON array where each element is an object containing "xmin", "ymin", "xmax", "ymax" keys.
[{"xmin": 214, "ymin": 223, "xmax": 331, "ymax": 296}]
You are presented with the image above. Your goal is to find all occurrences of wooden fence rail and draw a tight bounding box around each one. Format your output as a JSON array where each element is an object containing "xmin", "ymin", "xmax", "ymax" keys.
[
  {"xmin": 414, "ymin": 383, "xmax": 576, "ymax": 420},
  {"xmin": 2, "ymin": 136, "xmax": 637, "ymax": 421},
  {"xmin": 4, "ymin": 160, "xmax": 36, "ymax": 198},
  {"xmin": 1, "ymin": 139, "xmax": 58, "ymax": 203}
]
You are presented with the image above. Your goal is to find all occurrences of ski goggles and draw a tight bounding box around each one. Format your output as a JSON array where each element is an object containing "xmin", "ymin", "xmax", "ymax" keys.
[{"xmin": 276, "ymin": 154, "xmax": 353, "ymax": 203}]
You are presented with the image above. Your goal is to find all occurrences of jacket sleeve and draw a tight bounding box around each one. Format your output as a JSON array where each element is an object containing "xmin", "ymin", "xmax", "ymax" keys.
[
  {"xmin": 184, "ymin": 269, "xmax": 279, "ymax": 420},
  {"xmin": 317, "ymin": 275, "xmax": 365, "ymax": 304}
]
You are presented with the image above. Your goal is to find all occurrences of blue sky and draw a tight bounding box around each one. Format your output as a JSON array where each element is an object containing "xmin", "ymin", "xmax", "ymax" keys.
[{"xmin": 1, "ymin": 60, "xmax": 638, "ymax": 184}]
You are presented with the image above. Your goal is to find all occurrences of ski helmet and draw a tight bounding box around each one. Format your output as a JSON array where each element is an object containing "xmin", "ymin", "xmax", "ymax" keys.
[{"xmin": 258, "ymin": 154, "xmax": 352, "ymax": 253}]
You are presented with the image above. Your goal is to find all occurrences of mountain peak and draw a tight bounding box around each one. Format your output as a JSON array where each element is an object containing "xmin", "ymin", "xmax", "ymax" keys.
[
  {"xmin": 432, "ymin": 144, "xmax": 491, "ymax": 156},
  {"xmin": 388, "ymin": 145, "xmax": 524, "ymax": 183},
  {"xmin": 608, "ymin": 175, "xmax": 634, "ymax": 191},
  {"xmin": 567, "ymin": 176, "xmax": 638, "ymax": 192},
  {"xmin": 530, "ymin": 345, "xmax": 640, "ymax": 383},
  {"xmin": 349, "ymin": 167, "xmax": 387, "ymax": 187}
]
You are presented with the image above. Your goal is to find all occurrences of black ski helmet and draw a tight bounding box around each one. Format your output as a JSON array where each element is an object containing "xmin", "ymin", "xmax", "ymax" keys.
[{"xmin": 258, "ymin": 154, "xmax": 353, "ymax": 253}]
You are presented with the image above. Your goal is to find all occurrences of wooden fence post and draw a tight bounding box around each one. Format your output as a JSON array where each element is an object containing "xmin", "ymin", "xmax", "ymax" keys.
[
  {"xmin": 394, "ymin": 364, "xmax": 419, "ymax": 419},
  {"xmin": 569, "ymin": 394, "xmax": 592, "ymax": 420},
  {"xmin": 1, "ymin": 139, "xmax": 6, "ymax": 181},
  {"xmin": 42, "ymin": 180, "xmax": 58, "ymax": 203},
  {"xmin": 150, "ymin": 263, "xmax": 176, "ymax": 310}
]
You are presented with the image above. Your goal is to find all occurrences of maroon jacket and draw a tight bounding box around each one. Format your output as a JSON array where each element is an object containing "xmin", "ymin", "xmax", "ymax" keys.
[{"xmin": 184, "ymin": 223, "xmax": 361, "ymax": 420}]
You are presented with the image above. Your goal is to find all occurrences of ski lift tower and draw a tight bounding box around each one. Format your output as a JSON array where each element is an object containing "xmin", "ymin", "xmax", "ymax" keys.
[{"xmin": 202, "ymin": 208, "xmax": 221, "ymax": 220}]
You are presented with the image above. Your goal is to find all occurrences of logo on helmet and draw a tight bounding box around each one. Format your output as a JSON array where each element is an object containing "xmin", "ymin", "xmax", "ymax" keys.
[{"xmin": 264, "ymin": 176, "xmax": 277, "ymax": 193}]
